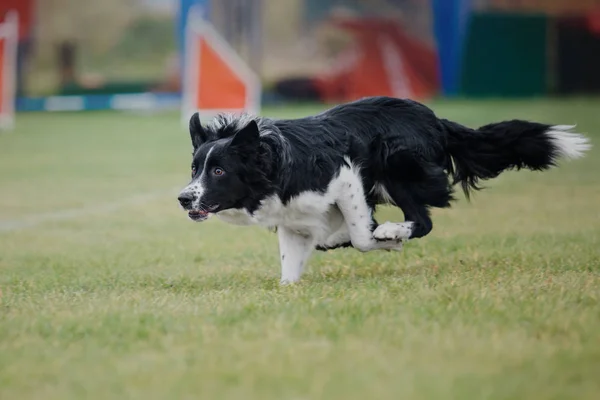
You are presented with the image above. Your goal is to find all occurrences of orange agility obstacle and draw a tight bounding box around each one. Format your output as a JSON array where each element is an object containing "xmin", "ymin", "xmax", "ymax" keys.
[{"xmin": 182, "ymin": 7, "xmax": 261, "ymax": 122}]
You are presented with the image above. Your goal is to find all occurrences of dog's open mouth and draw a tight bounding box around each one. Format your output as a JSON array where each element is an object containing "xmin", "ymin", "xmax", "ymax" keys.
[
  {"xmin": 188, "ymin": 205, "xmax": 219, "ymax": 221},
  {"xmin": 188, "ymin": 210, "xmax": 209, "ymax": 221}
]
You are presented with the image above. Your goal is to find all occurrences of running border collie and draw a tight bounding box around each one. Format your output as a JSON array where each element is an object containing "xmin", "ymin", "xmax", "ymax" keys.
[{"xmin": 178, "ymin": 97, "xmax": 590, "ymax": 283}]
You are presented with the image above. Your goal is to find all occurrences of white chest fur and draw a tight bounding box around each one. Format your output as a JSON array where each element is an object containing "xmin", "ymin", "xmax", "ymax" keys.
[{"xmin": 216, "ymin": 192, "xmax": 345, "ymax": 242}]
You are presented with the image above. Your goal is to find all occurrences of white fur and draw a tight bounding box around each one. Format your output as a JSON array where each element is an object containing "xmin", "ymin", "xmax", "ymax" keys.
[
  {"xmin": 320, "ymin": 208, "xmax": 351, "ymax": 248},
  {"xmin": 546, "ymin": 125, "xmax": 591, "ymax": 160},
  {"xmin": 180, "ymin": 146, "xmax": 215, "ymax": 212},
  {"xmin": 372, "ymin": 221, "xmax": 413, "ymax": 241},
  {"xmin": 217, "ymin": 192, "xmax": 344, "ymax": 243},
  {"xmin": 278, "ymin": 226, "xmax": 315, "ymax": 284},
  {"xmin": 370, "ymin": 182, "xmax": 396, "ymax": 205}
]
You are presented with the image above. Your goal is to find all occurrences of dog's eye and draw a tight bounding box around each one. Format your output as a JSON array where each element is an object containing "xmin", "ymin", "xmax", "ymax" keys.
[
  {"xmin": 191, "ymin": 165, "xmax": 197, "ymax": 177},
  {"xmin": 213, "ymin": 167, "xmax": 225, "ymax": 176}
]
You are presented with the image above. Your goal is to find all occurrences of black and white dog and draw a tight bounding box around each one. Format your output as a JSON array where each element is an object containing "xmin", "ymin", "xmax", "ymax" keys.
[{"xmin": 178, "ymin": 97, "xmax": 590, "ymax": 283}]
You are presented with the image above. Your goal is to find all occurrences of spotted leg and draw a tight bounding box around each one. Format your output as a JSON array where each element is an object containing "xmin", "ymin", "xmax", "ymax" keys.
[
  {"xmin": 334, "ymin": 169, "xmax": 408, "ymax": 252},
  {"xmin": 278, "ymin": 226, "xmax": 315, "ymax": 284}
]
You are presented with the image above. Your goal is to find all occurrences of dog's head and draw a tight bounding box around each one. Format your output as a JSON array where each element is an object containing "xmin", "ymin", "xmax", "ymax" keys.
[{"xmin": 178, "ymin": 113, "xmax": 273, "ymax": 222}]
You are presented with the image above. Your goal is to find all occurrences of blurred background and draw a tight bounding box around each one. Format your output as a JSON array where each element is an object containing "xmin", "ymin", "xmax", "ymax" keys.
[{"xmin": 4, "ymin": 0, "xmax": 600, "ymax": 111}]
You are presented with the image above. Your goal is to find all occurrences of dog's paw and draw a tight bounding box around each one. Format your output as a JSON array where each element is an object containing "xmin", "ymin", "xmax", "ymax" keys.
[{"xmin": 373, "ymin": 221, "xmax": 413, "ymax": 242}]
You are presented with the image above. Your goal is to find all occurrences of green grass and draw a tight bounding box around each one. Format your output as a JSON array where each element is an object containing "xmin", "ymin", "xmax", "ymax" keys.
[{"xmin": 1, "ymin": 99, "xmax": 599, "ymax": 400}]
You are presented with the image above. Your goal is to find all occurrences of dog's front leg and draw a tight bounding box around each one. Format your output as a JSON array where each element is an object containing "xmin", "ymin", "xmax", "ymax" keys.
[{"xmin": 277, "ymin": 226, "xmax": 315, "ymax": 284}]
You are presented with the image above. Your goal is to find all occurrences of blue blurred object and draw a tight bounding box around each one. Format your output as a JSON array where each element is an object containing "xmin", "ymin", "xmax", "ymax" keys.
[
  {"xmin": 432, "ymin": 0, "xmax": 472, "ymax": 96},
  {"xmin": 16, "ymin": 93, "xmax": 182, "ymax": 112},
  {"xmin": 177, "ymin": 0, "xmax": 210, "ymax": 57}
]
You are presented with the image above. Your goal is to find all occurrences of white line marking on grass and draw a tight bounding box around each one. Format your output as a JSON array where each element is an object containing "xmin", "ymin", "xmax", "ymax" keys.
[{"xmin": 0, "ymin": 187, "xmax": 180, "ymax": 233}]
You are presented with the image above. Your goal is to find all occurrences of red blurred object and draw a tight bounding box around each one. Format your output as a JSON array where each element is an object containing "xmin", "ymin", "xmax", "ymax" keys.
[
  {"xmin": 0, "ymin": 0, "xmax": 33, "ymax": 40},
  {"xmin": 314, "ymin": 17, "xmax": 440, "ymax": 103},
  {"xmin": 586, "ymin": 9, "xmax": 600, "ymax": 35}
]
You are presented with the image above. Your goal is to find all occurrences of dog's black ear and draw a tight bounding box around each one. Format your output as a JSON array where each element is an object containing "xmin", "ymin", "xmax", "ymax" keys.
[
  {"xmin": 189, "ymin": 112, "xmax": 208, "ymax": 149},
  {"xmin": 230, "ymin": 120, "xmax": 260, "ymax": 149}
]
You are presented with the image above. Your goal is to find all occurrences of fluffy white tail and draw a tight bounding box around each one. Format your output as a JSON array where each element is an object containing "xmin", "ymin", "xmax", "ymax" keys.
[{"xmin": 546, "ymin": 125, "xmax": 592, "ymax": 160}]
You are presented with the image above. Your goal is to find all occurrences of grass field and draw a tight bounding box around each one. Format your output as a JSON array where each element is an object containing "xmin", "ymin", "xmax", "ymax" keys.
[{"xmin": 1, "ymin": 99, "xmax": 599, "ymax": 400}]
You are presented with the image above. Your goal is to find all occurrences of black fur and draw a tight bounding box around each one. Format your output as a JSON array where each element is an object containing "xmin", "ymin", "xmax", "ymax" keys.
[{"xmin": 185, "ymin": 96, "xmax": 576, "ymax": 246}]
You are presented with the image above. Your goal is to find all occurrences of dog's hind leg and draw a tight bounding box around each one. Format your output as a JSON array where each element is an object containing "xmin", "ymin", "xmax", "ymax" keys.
[
  {"xmin": 314, "ymin": 205, "xmax": 354, "ymax": 251},
  {"xmin": 374, "ymin": 185, "xmax": 432, "ymax": 239},
  {"xmin": 378, "ymin": 173, "xmax": 451, "ymax": 239},
  {"xmin": 377, "ymin": 148, "xmax": 453, "ymax": 238},
  {"xmin": 316, "ymin": 225, "xmax": 352, "ymax": 251}
]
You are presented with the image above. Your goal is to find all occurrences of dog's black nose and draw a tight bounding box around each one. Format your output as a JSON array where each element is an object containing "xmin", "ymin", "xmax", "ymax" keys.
[{"xmin": 178, "ymin": 192, "xmax": 195, "ymax": 208}]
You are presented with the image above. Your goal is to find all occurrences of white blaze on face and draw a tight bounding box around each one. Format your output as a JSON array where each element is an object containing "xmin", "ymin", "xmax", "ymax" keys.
[{"xmin": 179, "ymin": 146, "xmax": 216, "ymax": 210}]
